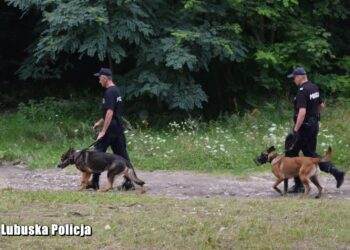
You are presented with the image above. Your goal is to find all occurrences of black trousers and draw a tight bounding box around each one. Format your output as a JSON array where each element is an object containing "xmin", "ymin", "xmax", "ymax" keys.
[
  {"xmin": 285, "ymin": 118, "xmax": 319, "ymax": 158},
  {"xmin": 94, "ymin": 131, "xmax": 129, "ymax": 161}
]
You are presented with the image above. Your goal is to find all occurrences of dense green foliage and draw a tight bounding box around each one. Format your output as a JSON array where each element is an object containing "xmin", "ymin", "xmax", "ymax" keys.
[{"xmin": 4, "ymin": 0, "xmax": 350, "ymax": 112}]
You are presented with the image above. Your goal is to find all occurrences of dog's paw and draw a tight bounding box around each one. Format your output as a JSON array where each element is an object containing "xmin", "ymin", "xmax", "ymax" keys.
[
  {"xmin": 117, "ymin": 184, "xmax": 135, "ymax": 191},
  {"xmin": 140, "ymin": 186, "xmax": 146, "ymax": 194}
]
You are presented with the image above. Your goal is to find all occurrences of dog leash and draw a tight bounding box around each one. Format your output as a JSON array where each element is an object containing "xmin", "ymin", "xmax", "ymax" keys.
[
  {"xmin": 74, "ymin": 139, "xmax": 101, "ymax": 162},
  {"xmin": 82, "ymin": 140, "xmax": 100, "ymax": 151}
]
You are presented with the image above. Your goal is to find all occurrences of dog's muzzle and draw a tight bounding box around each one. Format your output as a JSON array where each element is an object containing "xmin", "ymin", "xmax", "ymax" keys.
[
  {"xmin": 254, "ymin": 154, "xmax": 268, "ymax": 166},
  {"xmin": 55, "ymin": 162, "xmax": 69, "ymax": 169}
]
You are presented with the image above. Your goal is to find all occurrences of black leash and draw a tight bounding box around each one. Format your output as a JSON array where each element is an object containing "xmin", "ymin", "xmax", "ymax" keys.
[
  {"xmin": 73, "ymin": 126, "xmax": 103, "ymax": 162},
  {"xmin": 82, "ymin": 139, "xmax": 100, "ymax": 151},
  {"xmin": 74, "ymin": 139, "xmax": 101, "ymax": 162}
]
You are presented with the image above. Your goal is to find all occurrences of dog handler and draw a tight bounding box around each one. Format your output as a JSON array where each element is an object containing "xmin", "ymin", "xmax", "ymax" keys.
[
  {"xmin": 285, "ymin": 67, "xmax": 345, "ymax": 193},
  {"xmin": 87, "ymin": 67, "xmax": 134, "ymax": 190}
]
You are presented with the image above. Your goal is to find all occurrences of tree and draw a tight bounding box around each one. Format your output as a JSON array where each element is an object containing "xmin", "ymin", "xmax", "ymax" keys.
[{"xmin": 5, "ymin": 0, "xmax": 350, "ymax": 112}]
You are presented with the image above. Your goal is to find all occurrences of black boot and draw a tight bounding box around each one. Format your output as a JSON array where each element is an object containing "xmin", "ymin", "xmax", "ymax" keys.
[
  {"xmin": 117, "ymin": 176, "xmax": 135, "ymax": 191},
  {"xmin": 319, "ymin": 162, "xmax": 346, "ymax": 188},
  {"xmin": 287, "ymin": 176, "xmax": 305, "ymax": 193},
  {"xmin": 86, "ymin": 173, "xmax": 100, "ymax": 190}
]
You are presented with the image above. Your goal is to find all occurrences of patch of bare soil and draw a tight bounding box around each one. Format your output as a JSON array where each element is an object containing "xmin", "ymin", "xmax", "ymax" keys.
[{"xmin": 0, "ymin": 161, "xmax": 349, "ymax": 200}]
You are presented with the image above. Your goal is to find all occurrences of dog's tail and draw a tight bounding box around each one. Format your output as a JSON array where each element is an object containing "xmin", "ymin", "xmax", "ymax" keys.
[
  {"xmin": 312, "ymin": 146, "xmax": 332, "ymax": 163},
  {"xmin": 125, "ymin": 162, "xmax": 146, "ymax": 193},
  {"xmin": 322, "ymin": 146, "xmax": 332, "ymax": 162}
]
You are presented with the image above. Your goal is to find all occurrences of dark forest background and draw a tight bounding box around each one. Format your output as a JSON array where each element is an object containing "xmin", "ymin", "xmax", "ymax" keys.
[{"xmin": 1, "ymin": 0, "xmax": 350, "ymax": 120}]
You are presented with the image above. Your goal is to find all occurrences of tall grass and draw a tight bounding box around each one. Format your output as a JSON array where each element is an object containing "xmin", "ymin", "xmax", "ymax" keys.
[{"xmin": 0, "ymin": 98, "xmax": 349, "ymax": 173}]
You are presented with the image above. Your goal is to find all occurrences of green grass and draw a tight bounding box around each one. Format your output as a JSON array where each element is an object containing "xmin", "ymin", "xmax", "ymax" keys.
[
  {"xmin": 0, "ymin": 98, "xmax": 350, "ymax": 174},
  {"xmin": 0, "ymin": 190, "xmax": 349, "ymax": 249},
  {"xmin": 0, "ymin": 114, "xmax": 93, "ymax": 169}
]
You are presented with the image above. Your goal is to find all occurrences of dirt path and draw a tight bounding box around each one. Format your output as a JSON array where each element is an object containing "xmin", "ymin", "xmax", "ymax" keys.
[{"xmin": 1, "ymin": 161, "xmax": 349, "ymax": 200}]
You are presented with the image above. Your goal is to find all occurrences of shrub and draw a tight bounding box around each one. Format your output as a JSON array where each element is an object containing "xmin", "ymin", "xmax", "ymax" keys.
[{"xmin": 17, "ymin": 96, "xmax": 100, "ymax": 122}]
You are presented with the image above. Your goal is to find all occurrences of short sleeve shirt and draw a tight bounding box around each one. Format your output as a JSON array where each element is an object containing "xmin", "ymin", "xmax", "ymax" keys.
[
  {"xmin": 102, "ymin": 86, "xmax": 123, "ymax": 120},
  {"xmin": 294, "ymin": 81, "xmax": 323, "ymax": 118}
]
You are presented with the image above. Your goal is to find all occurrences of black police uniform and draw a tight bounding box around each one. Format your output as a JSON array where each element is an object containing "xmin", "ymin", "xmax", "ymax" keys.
[
  {"xmin": 286, "ymin": 81, "xmax": 321, "ymax": 158},
  {"xmin": 95, "ymin": 86, "xmax": 129, "ymax": 159},
  {"xmin": 286, "ymin": 81, "xmax": 345, "ymax": 190},
  {"xmin": 89, "ymin": 85, "xmax": 133, "ymax": 190}
]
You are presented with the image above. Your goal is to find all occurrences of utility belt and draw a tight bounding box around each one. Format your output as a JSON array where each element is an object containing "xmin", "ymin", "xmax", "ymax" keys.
[
  {"xmin": 112, "ymin": 116, "xmax": 122, "ymax": 122},
  {"xmin": 110, "ymin": 116, "xmax": 124, "ymax": 128},
  {"xmin": 293, "ymin": 114, "xmax": 320, "ymax": 125}
]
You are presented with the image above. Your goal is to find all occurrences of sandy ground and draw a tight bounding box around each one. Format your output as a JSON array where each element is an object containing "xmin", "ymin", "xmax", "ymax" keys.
[{"xmin": 0, "ymin": 160, "xmax": 349, "ymax": 200}]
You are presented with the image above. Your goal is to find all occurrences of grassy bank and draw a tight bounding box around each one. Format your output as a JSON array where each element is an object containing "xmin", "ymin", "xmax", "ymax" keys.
[
  {"xmin": 0, "ymin": 98, "xmax": 350, "ymax": 174},
  {"xmin": 0, "ymin": 190, "xmax": 349, "ymax": 249}
]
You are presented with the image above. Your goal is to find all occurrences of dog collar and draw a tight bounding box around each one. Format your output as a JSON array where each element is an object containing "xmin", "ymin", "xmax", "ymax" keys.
[
  {"xmin": 72, "ymin": 150, "xmax": 84, "ymax": 163},
  {"xmin": 268, "ymin": 153, "xmax": 279, "ymax": 163},
  {"xmin": 270, "ymin": 155, "xmax": 282, "ymax": 165}
]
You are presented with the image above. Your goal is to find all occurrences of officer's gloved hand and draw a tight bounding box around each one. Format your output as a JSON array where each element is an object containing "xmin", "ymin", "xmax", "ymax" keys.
[{"xmin": 285, "ymin": 129, "xmax": 299, "ymax": 151}]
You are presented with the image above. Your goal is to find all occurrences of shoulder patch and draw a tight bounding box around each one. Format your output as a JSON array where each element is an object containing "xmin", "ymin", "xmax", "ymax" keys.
[{"xmin": 309, "ymin": 92, "xmax": 319, "ymax": 100}]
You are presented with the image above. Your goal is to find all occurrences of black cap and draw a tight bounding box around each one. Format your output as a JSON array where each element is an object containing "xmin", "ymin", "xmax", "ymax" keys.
[
  {"xmin": 287, "ymin": 67, "xmax": 306, "ymax": 78},
  {"xmin": 93, "ymin": 68, "xmax": 112, "ymax": 78}
]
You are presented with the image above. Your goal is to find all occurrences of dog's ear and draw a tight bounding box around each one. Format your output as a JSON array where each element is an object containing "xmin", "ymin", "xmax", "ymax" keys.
[
  {"xmin": 267, "ymin": 146, "xmax": 275, "ymax": 153},
  {"xmin": 68, "ymin": 148, "xmax": 76, "ymax": 162}
]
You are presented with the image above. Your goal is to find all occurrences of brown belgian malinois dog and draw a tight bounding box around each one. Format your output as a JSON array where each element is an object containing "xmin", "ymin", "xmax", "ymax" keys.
[{"xmin": 256, "ymin": 146, "xmax": 332, "ymax": 198}]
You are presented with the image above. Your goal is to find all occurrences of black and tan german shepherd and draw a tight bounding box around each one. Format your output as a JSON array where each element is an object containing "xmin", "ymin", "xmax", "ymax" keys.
[{"xmin": 56, "ymin": 148, "xmax": 145, "ymax": 193}]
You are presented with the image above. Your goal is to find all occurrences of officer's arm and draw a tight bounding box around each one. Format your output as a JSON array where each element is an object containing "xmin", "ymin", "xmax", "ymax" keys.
[
  {"xmin": 101, "ymin": 109, "xmax": 113, "ymax": 134},
  {"xmin": 294, "ymin": 108, "xmax": 306, "ymax": 132},
  {"xmin": 319, "ymin": 103, "xmax": 325, "ymax": 113},
  {"xmin": 93, "ymin": 118, "xmax": 104, "ymax": 129}
]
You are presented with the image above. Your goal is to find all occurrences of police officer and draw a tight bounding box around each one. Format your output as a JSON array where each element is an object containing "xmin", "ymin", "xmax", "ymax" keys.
[
  {"xmin": 286, "ymin": 67, "xmax": 345, "ymax": 193},
  {"xmin": 87, "ymin": 67, "xmax": 134, "ymax": 190}
]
